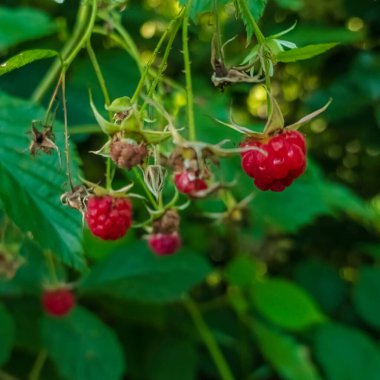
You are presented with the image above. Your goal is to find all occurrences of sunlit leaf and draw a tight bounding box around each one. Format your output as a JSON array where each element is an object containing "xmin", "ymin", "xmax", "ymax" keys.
[{"xmin": 0, "ymin": 49, "xmax": 59, "ymax": 76}]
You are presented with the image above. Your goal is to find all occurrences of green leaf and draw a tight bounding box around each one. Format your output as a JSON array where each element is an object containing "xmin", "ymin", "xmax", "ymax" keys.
[
  {"xmin": 251, "ymin": 278, "xmax": 326, "ymax": 330},
  {"xmin": 294, "ymin": 259, "xmax": 347, "ymax": 314},
  {"xmin": 314, "ymin": 323, "xmax": 380, "ymax": 380},
  {"xmin": 42, "ymin": 307, "xmax": 126, "ymax": 380},
  {"xmin": 0, "ymin": 303, "xmax": 15, "ymax": 366},
  {"xmin": 79, "ymin": 243, "xmax": 211, "ymax": 303},
  {"xmin": 251, "ymin": 320, "xmax": 321, "ymax": 380},
  {"xmin": 276, "ymin": 43, "xmax": 338, "ymax": 62},
  {"xmin": 353, "ymin": 267, "xmax": 380, "ymax": 330},
  {"xmin": 0, "ymin": 92, "xmax": 85, "ymax": 270},
  {"xmin": 0, "ymin": 49, "xmax": 59, "ymax": 77},
  {"xmin": 224, "ymin": 256, "xmax": 263, "ymax": 287},
  {"xmin": 0, "ymin": 6, "xmax": 56, "ymax": 51}
]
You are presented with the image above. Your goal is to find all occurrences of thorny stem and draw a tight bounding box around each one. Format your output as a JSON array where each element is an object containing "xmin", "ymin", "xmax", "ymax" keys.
[
  {"xmin": 182, "ymin": 0, "xmax": 196, "ymax": 141},
  {"xmin": 28, "ymin": 350, "xmax": 48, "ymax": 380},
  {"xmin": 44, "ymin": 75, "xmax": 63, "ymax": 125},
  {"xmin": 31, "ymin": 1, "xmax": 91, "ymax": 102},
  {"xmin": 184, "ymin": 297, "xmax": 236, "ymax": 380},
  {"xmin": 130, "ymin": 9, "xmax": 185, "ymax": 105},
  {"xmin": 61, "ymin": 71, "xmax": 74, "ymax": 191}
]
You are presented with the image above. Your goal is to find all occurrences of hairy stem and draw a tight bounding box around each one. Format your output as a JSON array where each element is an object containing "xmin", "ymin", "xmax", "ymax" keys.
[
  {"xmin": 184, "ymin": 297, "xmax": 236, "ymax": 380},
  {"xmin": 182, "ymin": 0, "xmax": 196, "ymax": 141}
]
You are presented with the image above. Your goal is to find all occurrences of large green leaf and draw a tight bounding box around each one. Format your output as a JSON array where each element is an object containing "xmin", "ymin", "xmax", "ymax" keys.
[
  {"xmin": 251, "ymin": 279, "xmax": 326, "ymax": 331},
  {"xmin": 0, "ymin": 49, "xmax": 59, "ymax": 76},
  {"xmin": 251, "ymin": 320, "xmax": 321, "ymax": 380},
  {"xmin": 314, "ymin": 323, "xmax": 380, "ymax": 380},
  {"xmin": 42, "ymin": 307, "xmax": 126, "ymax": 380},
  {"xmin": 79, "ymin": 243, "xmax": 211, "ymax": 303},
  {"xmin": 0, "ymin": 6, "xmax": 56, "ymax": 51},
  {"xmin": 294, "ymin": 259, "xmax": 347, "ymax": 314},
  {"xmin": 276, "ymin": 43, "xmax": 338, "ymax": 62},
  {"xmin": 0, "ymin": 303, "xmax": 15, "ymax": 366},
  {"xmin": 353, "ymin": 267, "xmax": 380, "ymax": 330},
  {"xmin": 0, "ymin": 93, "xmax": 85, "ymax": 270}
]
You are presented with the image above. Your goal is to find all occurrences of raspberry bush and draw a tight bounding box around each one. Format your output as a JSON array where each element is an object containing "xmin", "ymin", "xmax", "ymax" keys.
[{"xmin": 0, "ymin": 0, "xmax": 379, "ymax": 379}]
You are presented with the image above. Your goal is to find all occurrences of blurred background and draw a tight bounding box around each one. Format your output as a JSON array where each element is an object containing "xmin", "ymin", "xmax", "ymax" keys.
[{"xmin": 1, "ymin": 0, "xmax": 380, "ymax": 379}]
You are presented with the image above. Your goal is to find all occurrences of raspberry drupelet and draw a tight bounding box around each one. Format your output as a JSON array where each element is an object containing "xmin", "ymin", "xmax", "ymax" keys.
[{"xmin": 240, "ymin": 130, "xmax": 306, "ymax": 192}]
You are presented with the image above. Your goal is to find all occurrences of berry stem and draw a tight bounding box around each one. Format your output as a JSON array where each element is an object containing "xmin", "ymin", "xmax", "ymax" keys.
[
  {"xmin": 86, "ymin": 40, "xmax": 114, "ymax": 190},
  {"xmin": 28, "ymin": 350, "xmax": 48, "ymax": 380},
  {"xmin": 44, "ymin": 250, "xmax": 59, "ymax": 286},
  {"xmin": 132, "ymin": 168, "xmax": 159, "ymax": 209},
  {"xmin": 182, "ymin": 0, "xmax": 196, "ymax": 141},
  {"xmin": 61, "ymin": 71, "xmax": 75, "ymax": 191},
  {"xmin": 130, "ymin": 9, "xmax": 185, "ymax": 105},
  {"xmin": 184, "ymin": 297, "xmax": 236, "ymax": 380},
  {"xmin": 139, "ymin": 18, "xmax": 182, "ymax": 115},
  {"xmin": 86, "ymin": 41, "xmax": 111, "ymax": 110}
]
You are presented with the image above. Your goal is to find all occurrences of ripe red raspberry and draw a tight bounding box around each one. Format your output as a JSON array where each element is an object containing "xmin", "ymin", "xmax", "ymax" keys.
[
  {"xmin": 174, "ymin": 171, "xmax": 208, "ymax": 195},
  {"xmin": 42, "ymin": 288, "xmax": 74, "ymax": 317},
  {"xmin": 148, "ymin": 232, "xmax": 181, "ymax": 256},
  {"xmin": 85, "ymin": 195, "xmax": 132, "ymax": 240},
  {"xmin": 240, "ymin": 130, "xmax": 306, "ymax": 192}
]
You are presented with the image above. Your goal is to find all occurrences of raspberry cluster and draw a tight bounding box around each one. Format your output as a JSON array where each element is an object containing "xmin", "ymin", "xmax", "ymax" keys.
[
  {"xmin": 148, "ymin": 210, "xmax": 181, "ymax": 255},
  {"xmin": 42, "ymin": 288, "xmax": 74, "ymax": 317},
  {"xmin": 85, "ymin": 195, "xmax": 132, "ymax": 240},
  {"xmin": 240, "ymin": 130, "xmax": 306, "ymax": 192}
]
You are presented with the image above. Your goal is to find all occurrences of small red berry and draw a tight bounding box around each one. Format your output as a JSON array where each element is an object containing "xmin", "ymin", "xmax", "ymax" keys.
[
  {"xmin": 148, "ymin": 232, "xmax": 181, "ymax": 256},
  {"xmin": 240, "ymin": 130, "xmax": 307, "ymax": 192},
  {"xmin": 174, "ymin": 171, "xmax": 208, "ymax": 195},
  {"xmin": 85, "ymin": 195, "xmax": 132, "ymax": 240},
  {"xmin": 42, "ymin": 288, "xmax": 74, "ymax": 317}
]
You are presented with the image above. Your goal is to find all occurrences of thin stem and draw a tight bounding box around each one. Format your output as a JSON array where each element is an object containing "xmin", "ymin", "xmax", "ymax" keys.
[
  {"xmin": 69, "ymin": 124, "xmax": 102, "ymax": 134},
  {"xmin": 44, "ymin": 75, "xmax": 63, "ymax": 125},
  {"xmin": 61, "ymin": 71, "xmax": 74, "ymax": 190},
  {"xmin": 31, "ymin": 2, "xmax": 91, "ymax": 102},
  {"xmin": 139, "ymin": 16, "xmax": 182, "ymax": 114},
  {"xmin": 86, "ymin": 41, "xmax": 111, "ymax": 109},
  {"xmin": 44, "ymin": 251, "xmax": 58, "ymax": 284},
  {"xmin": 64, "ymin": 0, "xmax": 98, "ymax": 68},
  {"xmin": 130, "ymin": 9, "xmax": 185, "ymax": 104},
  {"xmin": 182, "ymin": 0, "xmax": 196, "ymax": 141},
  {"xmin": 184, "ymin": 297, "xmax": 236, "ymax": 380},
  {"xmin": 93, "ymin": 27, "xmax": 184, "ymax": 92},
  {"xmin": 28, "ymin": 350, "xmax": 48, "ymax": 380},
  {"xmin": 132, "ymin": 168, "xmax": 158, "ymax": 209}
]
